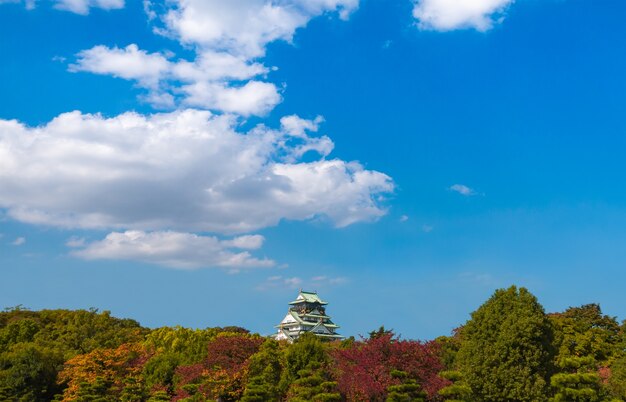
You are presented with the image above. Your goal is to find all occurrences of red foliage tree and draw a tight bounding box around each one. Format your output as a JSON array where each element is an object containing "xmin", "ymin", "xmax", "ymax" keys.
[
  {"xmin": 332, "ymin": 332, "xmax": 447, "ymax": 401},
  {"xmin": 173, "ymin": 333, "xmax": 264, "ymax": 401}
]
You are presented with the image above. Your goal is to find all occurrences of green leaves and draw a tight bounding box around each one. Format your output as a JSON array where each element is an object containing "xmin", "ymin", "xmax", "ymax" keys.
[
  {"xmin": 241, "ymin": 340, "xmax": 284, "ymax": 402},
  {"xmin": 456, "ymin": 286, "xmax": 556, "ymax": 402}
]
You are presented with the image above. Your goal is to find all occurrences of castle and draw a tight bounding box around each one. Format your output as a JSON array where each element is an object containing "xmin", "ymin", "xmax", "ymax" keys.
[{"xmin": 273, "ymin": 290, "xmax": 343, "ymax": 342}]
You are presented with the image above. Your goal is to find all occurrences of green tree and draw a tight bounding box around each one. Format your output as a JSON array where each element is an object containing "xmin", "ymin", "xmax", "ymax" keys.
[
  {"xmin": 0, "ymin": 343, "xmax": 62, "ymax": 401},
  {"xmin": 280, "ymin": 332, "xmax": 329, "ymax": 393},
  {"xmin": 550, "ymin": 356, "xmax": 602, "ymax": 402},
  {"xmin": 550, "ymin": 304, "xmax": 621, "ymax": 365},
  {"xmin": 241, "ymin": 339, "xmax": 284, "ymax": 401},
  {"xmin": 286, "ymin": 362, "xmax": 341, "ymax": 402},
  {"xmin": 143, "ymin": 326, "xmax": 221, "ymax": 365},
  {"xmin": 607, "ymin": 356, "xmax": 626, "ymax": 400},
  {"xmin": 456, "ymin": 286, "xmax": 556, "ymax": 402},
  {"xmin": 549, "ymin": 304, "xmax": 624, "ymax": 400},
  {"xmin": 385, "ymin": 370, "xmax": 426, "ymax": 402},
  {"xmin": 369, "ymin": 326, "xmax": 394, "ymax": 340},
  {"xmin": 0, "ymin": 318, "xmax": 41, "ymax": 353},
  {"xmin": 142, "ymin": 352, "xmax": 181, "ymax": 395},
  {"xmin": 72, "ymin": 377, "xmax": 117, "ymax": 401},
  {"xmin": 438, "ymin": 370, "xmax": 471, "ymax": 402}
]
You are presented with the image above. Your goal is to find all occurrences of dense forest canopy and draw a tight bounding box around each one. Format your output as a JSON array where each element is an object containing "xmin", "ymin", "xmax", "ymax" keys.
[{"xmin": 1, "ymin": 286, "xmax": 625, "ymax": 401}]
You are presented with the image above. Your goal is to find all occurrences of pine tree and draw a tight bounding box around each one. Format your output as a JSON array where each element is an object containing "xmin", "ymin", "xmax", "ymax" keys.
[
  {"xmin": 385, "ymin": 370, "xmax": 426, "ymax": 402},
  {"xmin": 456, "ymin": 286, "xmax": 556, "ymax": 402},
  {"xmin": 286, "ymin": 362, "xmax": 340, "ymax": 402},
  {"xmin": 437, "ymin": 370, "xmax": 471, "ymax": 402},
  {"xmin": 550, "ymin": 356, "xmax": 602, "ymax": 402},
  {"xmin": 241, "ymin": 340, "xmax": 284, "ymax": 402},
  {"xmin": 280, "ymin": 332, "xmax": 329, "ymax": 393}
]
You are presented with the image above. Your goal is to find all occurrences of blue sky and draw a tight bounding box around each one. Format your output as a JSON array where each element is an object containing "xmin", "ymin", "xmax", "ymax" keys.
[{"xmin": 1, "ymin": 0, "xmax": 626, "ymax": 340}]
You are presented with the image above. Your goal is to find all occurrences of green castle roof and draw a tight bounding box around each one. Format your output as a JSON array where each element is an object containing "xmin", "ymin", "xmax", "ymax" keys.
[{"xmin": 288, "ymin": 290, "xmax": 328, "ymax": 305}]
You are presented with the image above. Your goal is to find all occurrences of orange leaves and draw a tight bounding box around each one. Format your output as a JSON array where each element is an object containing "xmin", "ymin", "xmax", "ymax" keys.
[{"xmin": 57, "ymin": 343, "xmax": 149, "ymax": 401}]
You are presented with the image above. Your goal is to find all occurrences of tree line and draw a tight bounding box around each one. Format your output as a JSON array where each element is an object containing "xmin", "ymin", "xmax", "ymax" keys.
[{"xmin": 1, "ymin": 286, "xmax": 625, "ymax": 401}]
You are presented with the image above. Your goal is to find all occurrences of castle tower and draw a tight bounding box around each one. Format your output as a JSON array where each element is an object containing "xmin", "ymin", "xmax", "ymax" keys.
[{"xmin": 273, "ymin": 290, "xmax": 343, "ymax": 342}]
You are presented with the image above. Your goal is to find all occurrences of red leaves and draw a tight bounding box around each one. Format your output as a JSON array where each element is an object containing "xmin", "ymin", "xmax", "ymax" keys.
[
  {"xmin": 173, "ymin": 333, "xmax": 264, "ymax": 401},
  {"xmin": 205, "ymin": 333, "xmax": 264, "ymax": 372},
  {"xmin": 332, "ymin": 333, "xmax": 447, "ymax": 401}
]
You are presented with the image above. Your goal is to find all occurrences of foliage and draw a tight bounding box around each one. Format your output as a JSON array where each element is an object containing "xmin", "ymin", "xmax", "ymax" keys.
[
  {"xmin": 549, "ymin": 304, "xmax": 625, "ymax": 400},
  {"xmin": 433, "ymin": 327, "xmax": 463, "ymax": 370},
  {"xmin": 550, "ymin": 356, "xmax": 603, "ymax": 402},
  {"xmin": 386, "ymin": 369, "xmax": 427, "ymax": 402},
  {"xmin": 143, "ymin": 326, "xmax": 222, "ymax": 365},
  {"xmin": 241, "ymin": 339, "xmax": 284, "ymax": 401},
  {"xmin": 286, "ymin": 361, "xmax": 341, "ymax": 402},
  {"xmin": 56, "ymin": 342, "xmax": 149, "ymax": 401},
  {"xmin": 0, "ymin": 290, "xmax": 625, "ymax": 401},
  {"xmin": 333, "ymin": 331, "xmax": 446, "ymax": 401},
  {"xmin": 550, "ymin": 304, "xmax": 622, "ymax": 365},
  {"xmin": 0, "ymin": 343, "xmax": 62, "ymax": 401},
  {"xmin": 281, "ymin": 332, "xmax": 330, "ymax": 393},
  {"xmin": 455, "ymin": 286, "xmax": 556, "ymax": 402},
  {"xmin": 369, "ymin": 326, "xmax": 394, "ymax": 339},
  {"xmin": 607, "ymin": 356, "xmax": 626, "ymax": 399},
  {"xmin": 172, "ymin": 332, "xmax": 264, "ymax": 401},
  {"xmin": 0, "ymin": 307, "xmax": 147, "ymax": 401},
  {"xmin": 438, "ymin": 370, "xmax": 471, "ymax": 402}
]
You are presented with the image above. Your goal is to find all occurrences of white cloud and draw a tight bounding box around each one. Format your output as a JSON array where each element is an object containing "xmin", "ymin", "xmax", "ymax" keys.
[
  {"xmin": 284, "ymin": 277, "xmax": 304, "ymax": 288},
  {"xmin": 70, "ymin": 45, "xmax": 280, "ymax": 116},
  {"xmin": 399, "ymin": 214, "xmax": 409, "ymax": 222},
  {"xmin": 413, "ymin": 0, "xmax": 514, "ymax": 32},
  {"xmin": 1, "ymin": 0, "xmax": 124, "ymax": 12},
  {"xmin": 181, "ymin": 80, "xmax": 281, "ymax": 116},
  {"xmin": 66, "ymin": 236, "xmax": 86, "ymax": 248},
  {"xmin": 70, "ymin": 1, "xmax": 359, "ymax": 114},
  {"xmin": 54, "ymin": 0, "xmax": 124, "ymax": 14},
  {"xmin": 0, "ymin": 0, "xmax": 35, "ymax": 9},
  {"xmin": 70, "ymin": 44, "xmax": 170, "ymax": 88},
  {"xmin": 0, "ymin": 109, "xmax": 393, "ymax": 234},
  {"xmin": 11, "ymin": 236, "xmax": 26, "ymax": 246},
  {"xmin": 172, "ymin": 50, "xmax": 269, "ymax": 82},
  {"xmin": 449, "ymin": 183, "xmax": 476, "ymax": 196},
  {"xmin": 71, "ymin": 46, "xmax": 271, "ymax": 88},
  {"xmin": 281, "ymin": 115, "xmax": 324, "ymax": 138},
  {"xmin": 159, "ymin": 0, "xmax": 359, "ymax": 58},
  {"xmin": 71, "ymin": 230, "xmax": 274, "ymax": 269},
  {"xmin": 143, "ymin": 0, "xmax": 156, "ymax": 20},
  {"xmin": 421, "ymin": 224, "xmax": 434, "ymax": 233},
  {"xmin": 257, "ymin": 274, "xmax": 347, "ymax": 291}
]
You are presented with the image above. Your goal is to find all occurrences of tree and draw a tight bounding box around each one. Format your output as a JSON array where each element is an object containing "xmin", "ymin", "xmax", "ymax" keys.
[
  {"xmin": 607, "ymin": 356, "xmax": 626, "ymax": 400},
  {"xmin": 142, "ymin": 352, "xmax": 181, "ymax": 397},
  {"xmin": 369, "ymin": 326, "xmax": 394, "ymax": 339},
  {"xmin": 143, "ymin": 326, "xmax": 222, "ymax": 365},
  {"xmin": 241, "ymin": 339, "xmax": 284, "ymax": 401},
  {"xmin": 386, "ymin": 370, "xmax": 427, "ymax": 402},
  {"xmin": 550, "ymin": 304, "xmax": 621, "ymax": 365},
  {"xmin": 281, "ymin": 332, "xmax": 330, "ymax": 394},
  {"xmin": 0, "ymin": 343, "xmax": 62, "ymax": 401},
  {"xmin": 173, "ymin": 333, "xmax": 263, "ymax": 402},
  {"xmin": 56, "ymin": 343, "xmax": 149, "ymax": 401},
  {"xmin": 286, "ymin": 362, "xmax": 341, "ymax": 402},
  {"xmin": 437, "ymin": 370, "xmax": 471, "ymax": 402},
  {"xmin": 455, "ymin": 286, "xmax": 556, "ymax": 402},
  {"xmin": 550, "ymin": 356, "xmax": 602, "ymax": 402},
  {"xmin": 549, "ymin": 304, "xmax": 624, "ymax": 400},
  {"xmin": 332, "ymin": 331, "xmax": 446, "ymax": 401}
]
